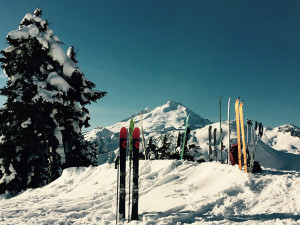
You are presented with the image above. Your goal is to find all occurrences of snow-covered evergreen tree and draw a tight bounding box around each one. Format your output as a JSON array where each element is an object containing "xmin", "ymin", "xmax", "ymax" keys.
[
  {"xmin": 146, "ymin": 137, "xmax": 157, "ymax": 160},
  {"xmin": 0, "ymin": 9, "xmax": 106, "ymax": 194},
  {"xmin": 157, "ymin": 134, "xmax": 171, "ymax": 159}
]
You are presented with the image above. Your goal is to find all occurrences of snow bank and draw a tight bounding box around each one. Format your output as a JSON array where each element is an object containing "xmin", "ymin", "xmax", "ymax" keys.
[{"xmin": 0, "ymin": 161, "xmax": 299, "ymax": 224}]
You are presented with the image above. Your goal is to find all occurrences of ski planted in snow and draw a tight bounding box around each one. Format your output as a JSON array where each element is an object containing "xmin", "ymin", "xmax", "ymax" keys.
[
  {"xmin": 128, "ymin": 119, "xmax": 134, "ymax": 220},
  {"xmin": 219, "ymin": 95, "xmax": 223, "ymax": 163},
  {"xmin": 140, "ymin": 112, "xmax": 147, "ymax": 160},
  {"xmin": 249, "ymin": 121, "xmax": 263, "ymax": 172},
  {"xmin": 259, "ymin": 123, "xmax": 264, "ymax": 138},
  {"xmin": 228, "ymin": 96, "xmax": 231, "ymax": 165},
  {"xmin": 119, "ymin": 127, "xmax": 127, "ymax": 219},
  {"xmin": 180, "ymin": 114, "xmax": 190, "ymax": 160},
  {"xmin": 131, "ymin": 127, "xmax": 140, "ymax": 220},
  {"xmin": 213, "ymin": 128, "xmax": 217, "ymax": 161},
  {"xmin": 248, "ymin": 120, "xmax": 255, "ymax": 173},
  {"xmin": 239, "ymin": 101, "xmax": 248, "ymax": 173},
  {"xmin": 208, "ymin": 125, "xmax": 213, "ymax": 162},
  {"xmin": 235, "ymin": 98, "xmax": 242, "ymax": 170},
  {"xmin": 247, "ymin": 119, "xmax": 253, "ymax": 144}
]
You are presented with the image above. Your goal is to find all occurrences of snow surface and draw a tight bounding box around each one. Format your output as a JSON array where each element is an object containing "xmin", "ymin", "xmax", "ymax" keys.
[{"xmin": 0, "ymin": 161, "xmax": 299, "ymax": 224}]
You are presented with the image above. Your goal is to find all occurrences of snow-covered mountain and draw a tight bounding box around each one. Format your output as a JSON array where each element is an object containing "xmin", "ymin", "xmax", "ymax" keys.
[
  {"xmin": 262, "ymin": 124, "xmax": 300, "ymax": 154},
  {"xmin": 85, "ymin": 101, "xmax": 300, "ymax": 171},
  {"xmin": 85, "ymin": 101, "xmax": 211, "ymax": 162}
]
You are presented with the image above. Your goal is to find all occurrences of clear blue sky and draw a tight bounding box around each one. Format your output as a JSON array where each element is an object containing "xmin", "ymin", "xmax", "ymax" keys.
[{"xmin": 0, "ymin": 0, "xmax": 299, "ymax": 130}]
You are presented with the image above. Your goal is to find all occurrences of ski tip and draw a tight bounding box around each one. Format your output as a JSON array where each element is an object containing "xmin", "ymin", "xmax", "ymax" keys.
[
  {"xmin": 120, "ymin": 127, "xmax": 127, "ymax": 139},
  {"xmin": 132, "ymin": 127, "xmax": 140, "ymax": 139}
]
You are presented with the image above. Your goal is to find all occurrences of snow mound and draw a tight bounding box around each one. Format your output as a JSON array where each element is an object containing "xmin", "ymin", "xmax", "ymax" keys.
[{"xmin": 0, "ymin": 161, "xmax": 299, "ymax": 224}]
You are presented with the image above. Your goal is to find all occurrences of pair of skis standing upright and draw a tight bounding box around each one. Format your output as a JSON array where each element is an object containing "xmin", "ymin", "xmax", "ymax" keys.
[
  {"xmin": 116, "ymin": 121, "xmax": 140, "ymax": 223},
  {"xmin": 115, "ymin": 111, "xmax": 191, "ymax": 223},
  {"xmin": 234, "ymin": 98, "xmax": 264, "ymax": 173}
]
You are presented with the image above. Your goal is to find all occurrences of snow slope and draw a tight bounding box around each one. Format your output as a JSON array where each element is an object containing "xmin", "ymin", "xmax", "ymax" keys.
[{"xmin": 0, "ymin": 161, "xmax": 299, "ymax": 225}]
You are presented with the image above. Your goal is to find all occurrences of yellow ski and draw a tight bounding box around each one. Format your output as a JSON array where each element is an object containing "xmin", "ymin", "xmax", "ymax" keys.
[
  {"xmin": 235, "ymin": 98, "xmax": 242, "ymax": 170},
  {"xmin": 239, "ymin": 101, "xmax": 248, "ymax": 173}
]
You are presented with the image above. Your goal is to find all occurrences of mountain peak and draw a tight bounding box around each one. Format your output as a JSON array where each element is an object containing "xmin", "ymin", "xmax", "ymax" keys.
[
  {"xmin": 158, "ymin": 101, "xmax": 186, "ymax": 113},
  {"xmin": 277, "ymin": 124, "xmax": 300, "ymax": 138}
]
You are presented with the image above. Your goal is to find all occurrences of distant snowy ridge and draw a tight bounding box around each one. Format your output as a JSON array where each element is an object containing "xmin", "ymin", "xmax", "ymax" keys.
[
  {"xmin": 85, "ymin": 101, "xmax": 300, "ymax": 171},
  {"xmin": 262, "ymin": 124, "xmax": 300, "ymax": 154}
]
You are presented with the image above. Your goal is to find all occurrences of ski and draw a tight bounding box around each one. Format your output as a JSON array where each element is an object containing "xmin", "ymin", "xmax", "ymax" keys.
[
  {"xmin": 208, "ymin": 125, "xmax": 212, "ymax": 162},
  {"xmin": 249, "ymin": 121, "xmax": 261, "ymax": 172},
  {"xmin": 140, "ymin": 112, "xmax": 147, "ymax": 160},
  {"xmin": 213, "ymin": 128, "xmax": 217, "ymax": 161},
  {"xmin": 235, "ymin": 98, "xmax": 242, "ymax": 170},
  {"xmin": 128, "ymin": 119, "xmax": 134, "ymax": 220},
  {"xmin": 228, "ymin": 96, "xmax": 231, "ymax": 165},
  {"xmin": 119, "ymin": 127, "xmax": 127, "ymax": 219},
  {"xmin": 259, "ymin": 123, "xmax": 264, "ymax": 138},
  {"xmin": 219, "ymin": 95, "xmax": 223, "ymax": 163},
  {"xmin": 249, "ymin": 120, "xmax": 255, "ymax": 173},
  {"xmin": 131, "ymin": 127, "xmax": 140, "ymax": 220},
  {"xmin": 239, "ymin": 101, "xmax": 248, "ymax": 173},
  {"xmin": 180, "ymin": 114, "xmax": 190, "ymax": 160},
  {"xmin": 247, "ymin": 119, "xmax": 253, "ymax": 161}
]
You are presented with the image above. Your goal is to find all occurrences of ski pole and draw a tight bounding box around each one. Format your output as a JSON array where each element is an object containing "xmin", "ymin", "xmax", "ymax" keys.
[
  {"xmin": 228, "ymin": 96, "xmax": 231, "ymax": 165},
  {"xmin": 219, "ymin": 95, "xmax": 223, "ymax": 163}
]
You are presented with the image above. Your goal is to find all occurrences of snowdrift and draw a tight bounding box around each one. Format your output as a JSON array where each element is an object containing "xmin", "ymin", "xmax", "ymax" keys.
[
  {"xmin": 1, "ymin": 160, "xmax": 299, "ymax": 224},
  {"xmin": 256, "ymin": 139, "xmax": 300, "ymax": 171}
]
